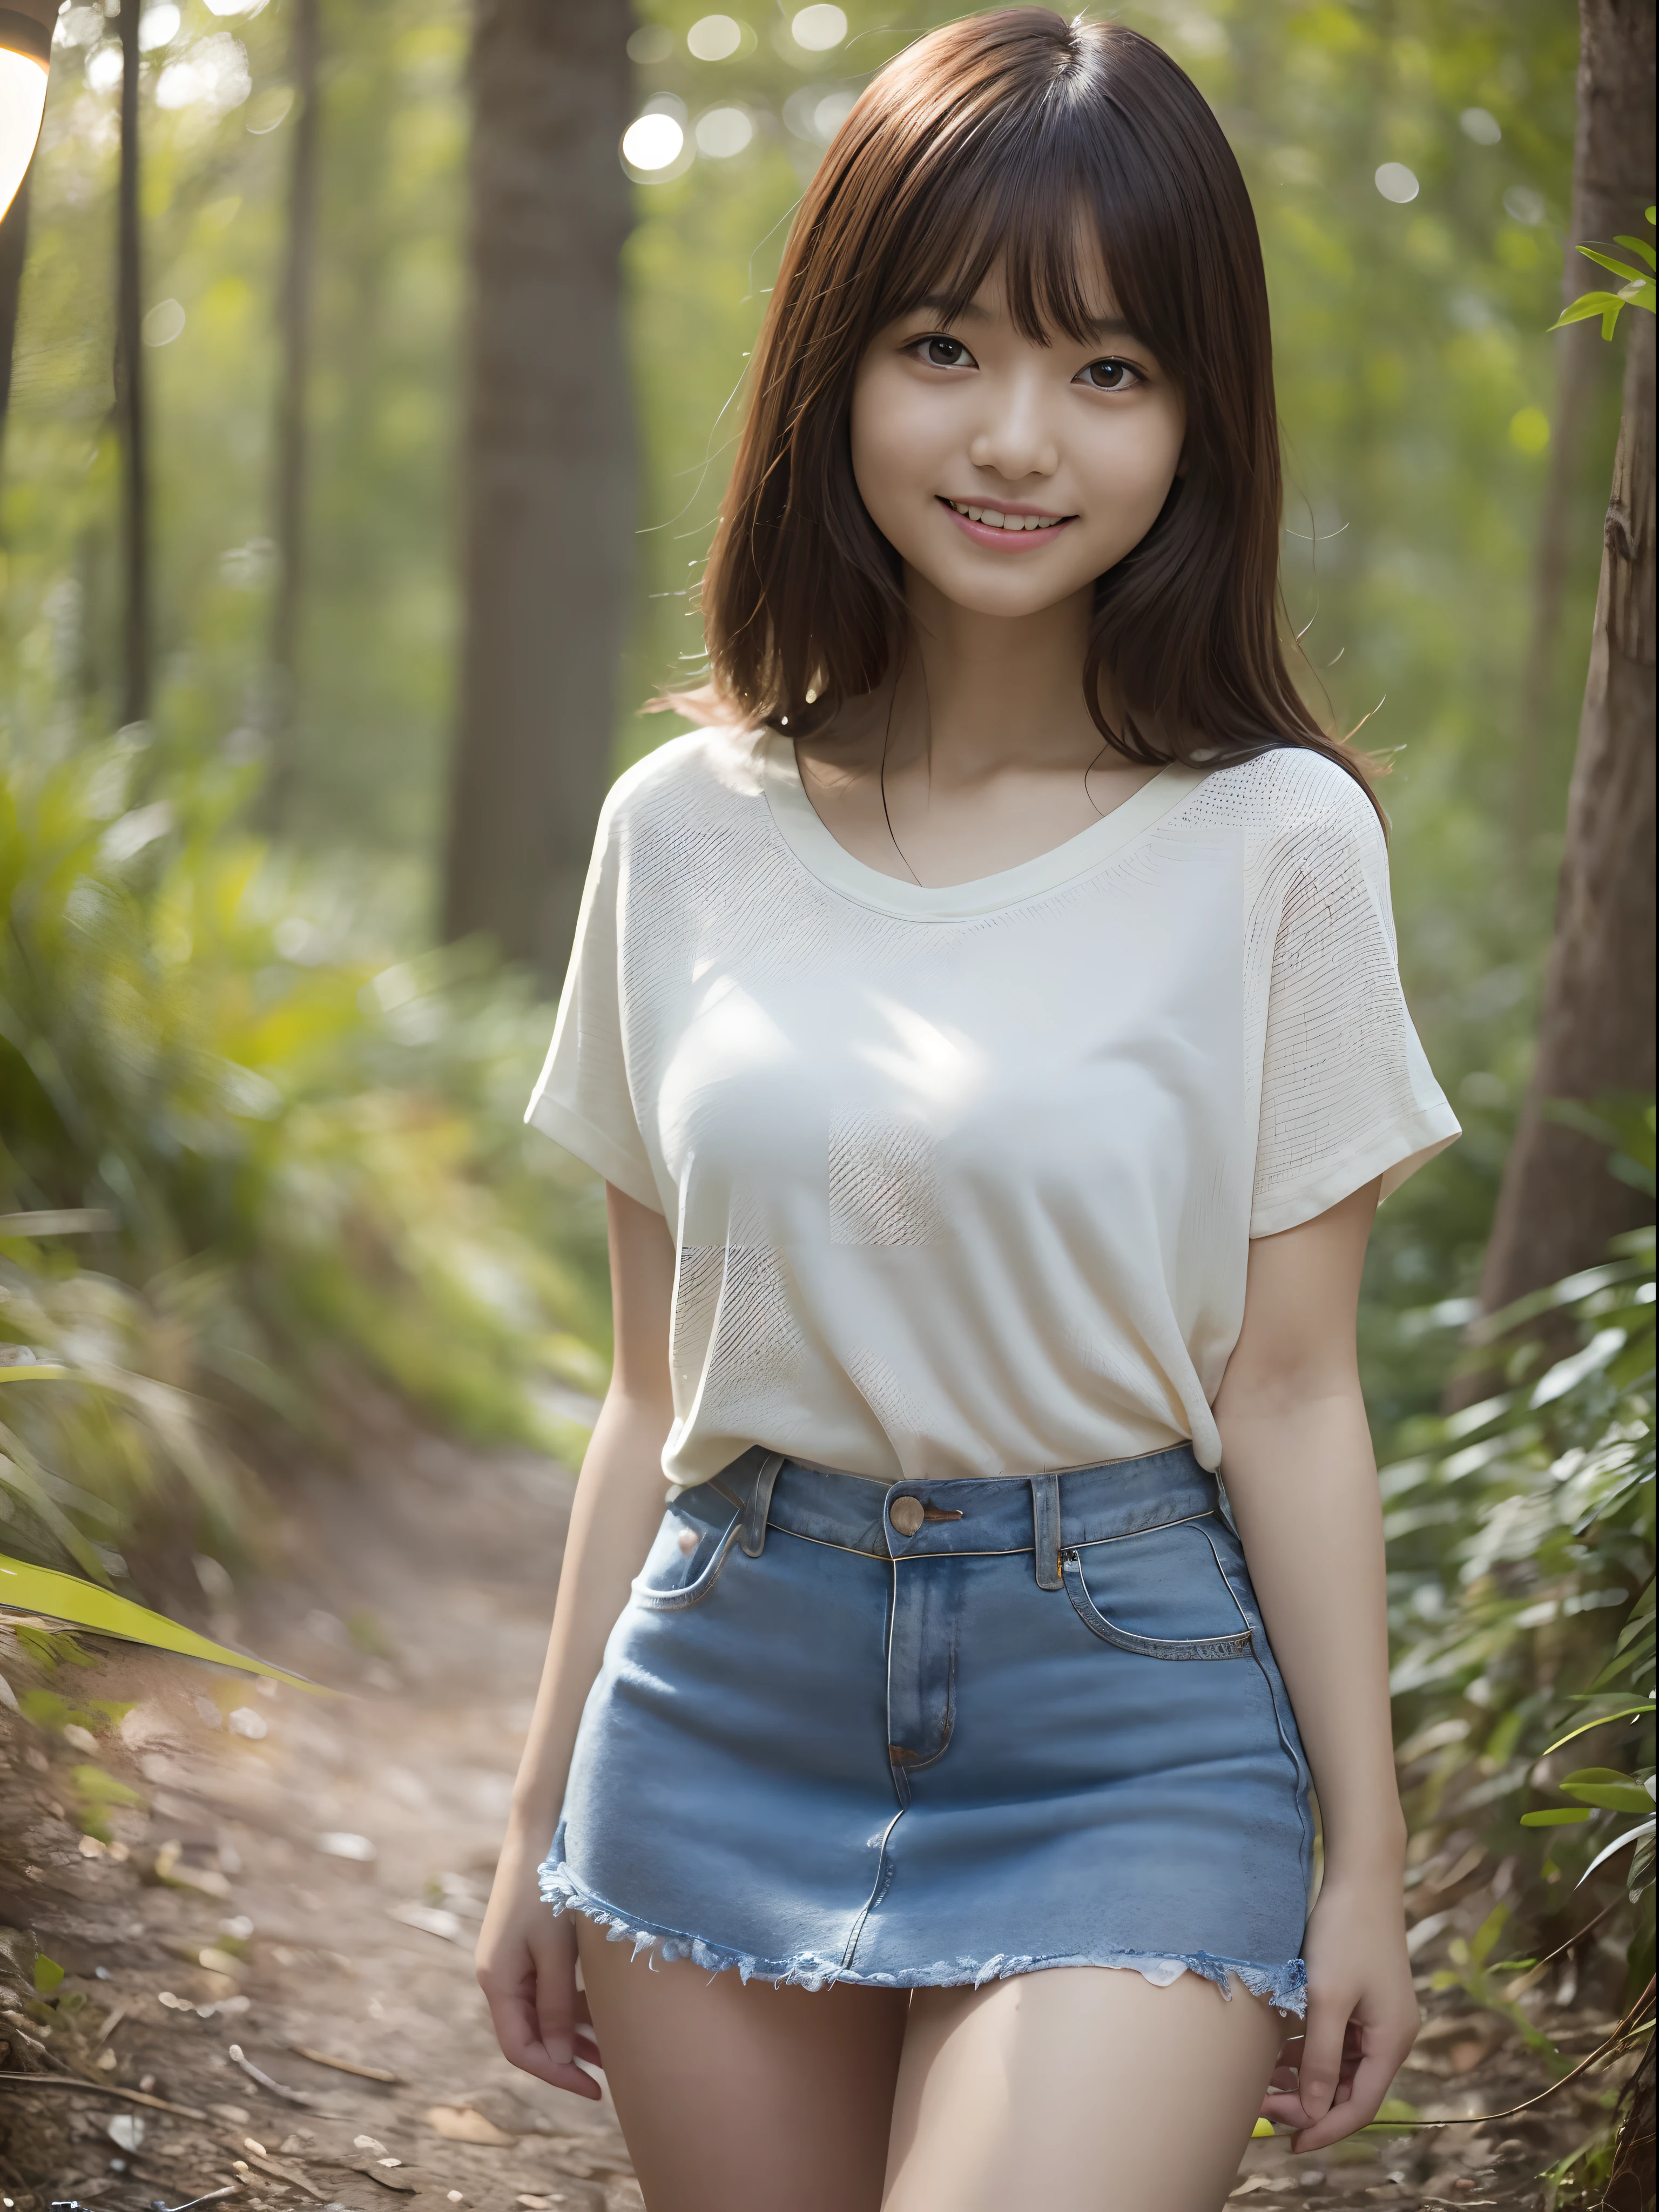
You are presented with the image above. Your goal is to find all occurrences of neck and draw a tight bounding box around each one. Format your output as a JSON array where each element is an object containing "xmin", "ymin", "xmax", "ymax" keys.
[{"xmin": 891, "ymin": 568, "xmax": 1107, "ymax": 780}]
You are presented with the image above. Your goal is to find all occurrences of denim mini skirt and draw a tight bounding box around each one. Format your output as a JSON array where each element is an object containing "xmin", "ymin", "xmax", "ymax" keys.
[{"xmin": 542, "ymin": 1444, "xmax": 1312, "ymax": 2012}]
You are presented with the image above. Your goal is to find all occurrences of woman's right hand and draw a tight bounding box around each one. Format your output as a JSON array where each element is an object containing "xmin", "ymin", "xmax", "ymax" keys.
[{"xmin": 476, "ymin": 1829, "xmax": 603, "ymax": 2098}]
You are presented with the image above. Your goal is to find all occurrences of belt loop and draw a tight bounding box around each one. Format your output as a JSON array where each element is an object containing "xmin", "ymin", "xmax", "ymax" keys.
[
  {"xmin": 1031, "ymin": 1473, "xmax": 1062, "ymax": 1590},
  {"xmin": 740, "ymin": 1451, "xmax": 785, "ymax": 1557}
]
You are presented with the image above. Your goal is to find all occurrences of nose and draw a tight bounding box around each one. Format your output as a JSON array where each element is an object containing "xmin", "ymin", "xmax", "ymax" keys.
[{"xmin": 967, "ymin": 372, "xmax": 1060, "ymax": 484}]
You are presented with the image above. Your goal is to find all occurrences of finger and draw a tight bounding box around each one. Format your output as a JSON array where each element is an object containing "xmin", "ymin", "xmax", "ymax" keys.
[
  {"xmin": 485, "ymin": 1987, "xmax": 604, "ymax": 2099},
  {"xmin": 532, "ymin": 1946, "xmax": 603, "ymax": 2072},
  {"xmin": 1292, "ymin": 1988, "xmax": 1355, "ymax": 2125},
  {"xmin": 1291, "ymin": 2037, "xmax": 1413, "ymax": 2155}
]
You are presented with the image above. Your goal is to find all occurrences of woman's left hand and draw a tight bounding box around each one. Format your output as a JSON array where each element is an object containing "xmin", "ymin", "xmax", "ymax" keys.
[{"xmin": 1260, "ymin": 1876, "xmax": 1420, "ymax": 2153}]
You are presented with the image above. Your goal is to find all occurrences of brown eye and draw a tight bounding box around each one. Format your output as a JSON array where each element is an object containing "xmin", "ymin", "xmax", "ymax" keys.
[
  {"xmin": 922, "ymin": 335, "xmax": 972, "ymax": 368},
  {"xmin": 1078, "ymin": 358, "xmax": 1141, "ymax": 391}
]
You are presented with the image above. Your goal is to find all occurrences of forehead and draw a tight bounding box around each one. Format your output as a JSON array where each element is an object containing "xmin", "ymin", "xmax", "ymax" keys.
[
  {"xmin": 930, "ymin": 259, "xmax": 1129, "ymax": 340},
  {"xmin": 886, "ymin": 198, "xmax": 1132, "ymax": 348}
]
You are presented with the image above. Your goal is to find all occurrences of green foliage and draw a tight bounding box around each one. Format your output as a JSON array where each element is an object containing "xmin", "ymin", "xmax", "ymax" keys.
[
  {"xmin": 1551, "ymin": 207, "xmax": 1657, "ymax": 339},
  {"xmin": 0, "ymin": 724, "xmax": 608, "ymax": 1579},
  {"xmin": 1385, "ymin": 1122, "xmax": 1655, "ymax": 2067}
]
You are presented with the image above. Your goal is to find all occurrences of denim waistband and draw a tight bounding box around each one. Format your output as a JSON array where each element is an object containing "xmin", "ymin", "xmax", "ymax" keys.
[{"xmin": 705, "ymin": 1443, "xmax": 1221, "ymax": 1588}]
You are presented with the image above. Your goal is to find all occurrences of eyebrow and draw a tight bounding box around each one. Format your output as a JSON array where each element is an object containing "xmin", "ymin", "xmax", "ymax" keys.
[{"xmin": 911, "ymin": 293, "xmax": 1139, "ymax": 341}]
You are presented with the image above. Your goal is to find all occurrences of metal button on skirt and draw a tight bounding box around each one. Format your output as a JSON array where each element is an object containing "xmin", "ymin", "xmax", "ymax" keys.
[{"xmin": 541, "ymin": 1443, "xmax": 1312, "ymax": 2010}]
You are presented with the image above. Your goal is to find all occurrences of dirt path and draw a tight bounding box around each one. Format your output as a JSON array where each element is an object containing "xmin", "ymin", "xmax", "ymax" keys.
[
  {"xmin": 0, "ymin": 1411, "xmax": 1634, "ymax": 2208},
  {"xmin": 1, "ymin": 1408, "xmax": 635, "ymax": 2210}
]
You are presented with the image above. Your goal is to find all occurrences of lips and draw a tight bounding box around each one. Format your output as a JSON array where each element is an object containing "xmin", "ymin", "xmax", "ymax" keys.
[{"xmin": 938, "ymin": 495, "xmax": 1074, "ymax": 550}]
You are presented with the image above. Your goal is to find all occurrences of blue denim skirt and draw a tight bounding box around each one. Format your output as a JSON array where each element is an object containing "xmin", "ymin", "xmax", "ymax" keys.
[{"xmin": 542, "ymin": 1444, "xmax": 1312, "ymax": 2012}]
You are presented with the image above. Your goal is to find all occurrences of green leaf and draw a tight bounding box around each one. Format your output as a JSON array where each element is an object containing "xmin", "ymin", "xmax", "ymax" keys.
[
  {"xmin": 1559, "ymin": 1782, "xmax": 1655, "ymax": 1813},
  {"xmin": 69, "ymin": 1762, "xmax": 146, "ymax": 1809},
  {"xmin": 1544, "ymin": 1706, "xmax": 1655, "ymax": 1754},
  {"xmin": 1615, "ymin": 235, "xmax": 1658, "ymax": 271},
  {"xmin": 1363, "ymin": 2097, "xmax": 1421, "ymax": 2130},
  {"xmin": 1470, "ymin": 1904, "xmax": 1508, "ymax": 1965},
  {"xmin": 1557, "ymin": 292, "xmax": 1628, "ymax": 334},
  {"xmin": 1575, "ymin": 245, "xmax": 1651, "ymax": 286},
  {"xmin": 32, "ymin": 1955, "xmax": 63, "ymax": 1995},
  {"xmin": 0, "ymin": 1554, "xmax": 322, "ymax": 1691},
  {"xmin": 1521, "ymin": 1808, "xmax": 1593, "ymax": 1825}
]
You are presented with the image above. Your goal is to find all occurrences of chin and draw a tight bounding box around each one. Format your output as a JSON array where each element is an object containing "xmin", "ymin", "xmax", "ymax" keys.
[{"xmin": 921, "ymin": 564, "xmax": 1087, "ymax": 619}]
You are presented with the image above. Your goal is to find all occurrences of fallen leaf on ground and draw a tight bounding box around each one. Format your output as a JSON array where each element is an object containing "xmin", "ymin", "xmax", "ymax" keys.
[
  {"xmin": 289, "ymin": 2040, "xmax": 402, "ymax": 2082},
  {"xmin": 315, "ymin": 1829, "xmax": 377, "ymax": 1860},
  {"xmin": 387, "ymin": 1900, "xmax": 465, "ymax": 1941},
  {"xmin": 349, "ymin": 2159, "xmax": 418, "ymax": 2193},
  {"xmin": 424, "ymin": 2102, "xmax": 517, "ymax": 2144}
]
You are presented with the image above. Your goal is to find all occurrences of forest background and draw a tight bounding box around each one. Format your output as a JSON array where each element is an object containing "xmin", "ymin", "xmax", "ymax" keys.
[{"xmin": 0, "ymin": 0, "xmax": 1653, "ymax": 2201}]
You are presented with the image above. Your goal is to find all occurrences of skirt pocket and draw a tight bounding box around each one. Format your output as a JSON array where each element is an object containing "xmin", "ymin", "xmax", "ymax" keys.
[
  {"xmin": 1062, "ymin": 1512, "xmax": 1254, "ymax": 1661},
  {"xmin": 632, "ymin": 1490, "xmax": 745, "ymax": 1613}
]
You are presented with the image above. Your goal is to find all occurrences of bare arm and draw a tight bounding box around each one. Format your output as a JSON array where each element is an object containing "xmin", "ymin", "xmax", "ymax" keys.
[
  {"xmin": 476, "ymin": 1183, "xmax": 677, "ymax": 2095},
  {"xmin": 1212, "ymin": 1178, "xmax": 1417, "ymax": 2152}
]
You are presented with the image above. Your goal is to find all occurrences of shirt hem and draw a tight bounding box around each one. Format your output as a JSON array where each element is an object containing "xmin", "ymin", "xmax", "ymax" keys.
[
  {"xmin": 524, "ymin": 1092, "xmax": 663, "ymax": 1213},
  {"xmin": 1249, "ymin": 1103, "xmax": 1462, "ymax": 1239}
]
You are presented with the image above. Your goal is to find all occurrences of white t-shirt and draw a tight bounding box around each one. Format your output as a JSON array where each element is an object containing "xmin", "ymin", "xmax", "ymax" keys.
[{"xmin": 528, "ymin": 729, "xmax": 1459, "ymax": 1489}]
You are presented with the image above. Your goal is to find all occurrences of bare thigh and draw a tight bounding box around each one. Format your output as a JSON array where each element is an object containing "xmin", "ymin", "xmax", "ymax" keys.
[
  {"xmin": 884, "ymin": 1966, "xmax": 1287, "ymax": 2212},
  {"xmin": 576, "ymin": 1917, "xmax": 909, "ymax": 2212}
]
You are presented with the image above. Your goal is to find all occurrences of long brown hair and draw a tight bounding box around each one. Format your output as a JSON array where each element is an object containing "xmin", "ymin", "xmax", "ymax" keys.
[{"xmin": 673, "ymin": 8, "xmax": 1373, "ymax": 802}]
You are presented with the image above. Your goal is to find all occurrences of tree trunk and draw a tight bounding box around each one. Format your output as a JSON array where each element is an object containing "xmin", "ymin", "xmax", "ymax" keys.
[
  {"xmin": 262, "ymin": 0, "xmax": 321, "ymax": 831},
  {"xmin": 0, "ymin": 167, "xmax": 30, "ymax": 445},
  {"xmin": 442, "ymin": 0, "xmax": 636, "ymax": 987},
  {"xmin": 1510, "ymin": 0, "xmax": 1657, "ymax": 853},
  {"xmin": 114, "ymin": 0, "xmax": 151, "ymax": 728},
  {"xmin": 1478, "ymin": 297, "xmax": 1656, "ymax": 1318},
  {"xmin": 1, "ymin": 0, "xmax": 58, "ymax": 454}
]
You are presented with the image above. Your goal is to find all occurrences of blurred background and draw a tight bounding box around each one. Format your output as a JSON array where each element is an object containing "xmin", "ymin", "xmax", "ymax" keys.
[{"xmin": 0, "ymin": 3, "xmax": 1652, "ymax": 2204}]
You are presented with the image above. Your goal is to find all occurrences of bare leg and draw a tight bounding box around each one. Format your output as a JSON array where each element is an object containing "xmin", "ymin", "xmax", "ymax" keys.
[
  {"xmin": 576, "ymin": 1916, "xmax": 909, "ymax": 2212},
  {"xmin": 884, "ymin": 1966, "xmax": 1286, "ymax": 2212}
]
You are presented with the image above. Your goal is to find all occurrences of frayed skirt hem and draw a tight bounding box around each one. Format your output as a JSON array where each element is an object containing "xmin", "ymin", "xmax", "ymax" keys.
[{"xmin": 539, "ymin": 1857, "xmax": 1308, "ymax": 2015}]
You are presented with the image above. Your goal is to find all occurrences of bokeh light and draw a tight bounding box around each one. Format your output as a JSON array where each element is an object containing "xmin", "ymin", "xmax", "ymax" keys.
[
  {"xmin": 687, "ymin": 15, "xmax": 743, "ymax": 62},
  {"xmin": 694, "ymin": 106, "xmax": 753, "ymax": 159},
  {"xmin": 622, "ymin": 112, "xmax": 686, "ymax": 173},
  {"xmin": 0, "ymin": 48, "xmax": 47, "ymax": 223},
  {"xmin": 141, "ymin": 298, "xmax": 186, "ymax": 347},
  {"xmin": 1374, "ymin": 162, "xmax": 1419, "ymax": 204},
  {"xmin": 791, "ymin": 6, "xmax": 847, "ymax": 52}
]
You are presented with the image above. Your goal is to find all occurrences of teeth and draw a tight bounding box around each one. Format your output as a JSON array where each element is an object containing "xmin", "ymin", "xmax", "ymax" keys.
[{"xmin": 949, "ymin": 500, "xmax": 1061, "ymax": 531}]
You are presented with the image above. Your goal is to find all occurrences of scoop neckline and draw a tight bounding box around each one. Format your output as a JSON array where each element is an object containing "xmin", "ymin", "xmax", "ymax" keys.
[{"xmin": 759, "ymin": 737, "xmax": 1208, "ymax": 920}]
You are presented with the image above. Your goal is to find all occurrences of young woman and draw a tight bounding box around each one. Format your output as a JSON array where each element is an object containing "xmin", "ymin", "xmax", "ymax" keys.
[{"xmin": 476, "ymin": 14, "xmax": 1460, "ymax": 2209}]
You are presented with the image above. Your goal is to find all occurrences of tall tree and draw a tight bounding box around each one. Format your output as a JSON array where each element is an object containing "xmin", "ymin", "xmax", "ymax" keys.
[
  {"xmin": 114, "ymin": 0, "xmax": 150, "ymax": 727},
  {"xmin": 1477, "ymin": 0, "xmax": 1656, "ymax": 1320},
  {"xmin": 263, "ymin": 0, "xmax": 321, "ymax": 831},
  {"xmin": 1508, "ymin": 0, "xmax": 1653, "ymax": 851},
  {"xmin": 442, "ymin": 0, "xmax": 636, "ymax": 987},
  {"xmin": 0, "ymin": 169, "xmax": 30, "ymax": 447},
  {"xmin": 0, "ymin": 0, "xmax": 60, "ymax": 450}
]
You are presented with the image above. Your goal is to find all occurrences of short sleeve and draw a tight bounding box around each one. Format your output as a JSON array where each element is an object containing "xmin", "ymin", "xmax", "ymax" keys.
[
  {"xmin": 524, "ymin": 782, "xmax": 663, "ymax": 1212},
  {"xmin": 1250, "ymin": 769, "xmax": 1460, "ymax": 1239}
]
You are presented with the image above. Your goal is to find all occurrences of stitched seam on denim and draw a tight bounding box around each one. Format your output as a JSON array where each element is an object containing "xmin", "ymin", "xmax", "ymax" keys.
[
  {"xmin": 769, "ymin": 1523, "xmax": 1035, "ymax": 1562},
  {"xmin": 1204, "ymin": 1525, "xmax": 1315, "ymax": 1865},
  {"xmin": 1061, "ymin": 1552, "xmax": 1251, "ymax": 1658},
  {"xmin": 632, "ymin": 1513, "xmax": 744, "ymax": 1610},
  {"xmin": 838, "ymin": 1804, "xmax": 907, "ymax": 1979},
  {"xmin": 1068, "ymin": 1506, "xmax": 1217, "ymax": 1551},
  {"xmin": 892, "ymin": 1635, "xmax": 956, "ymax": 1773}
]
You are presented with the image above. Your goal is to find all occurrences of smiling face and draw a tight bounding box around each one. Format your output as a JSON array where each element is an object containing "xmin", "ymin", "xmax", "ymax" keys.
[{"xmin": 848, "ymin": 261, "xmax": 1188, "ymax": 625}]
